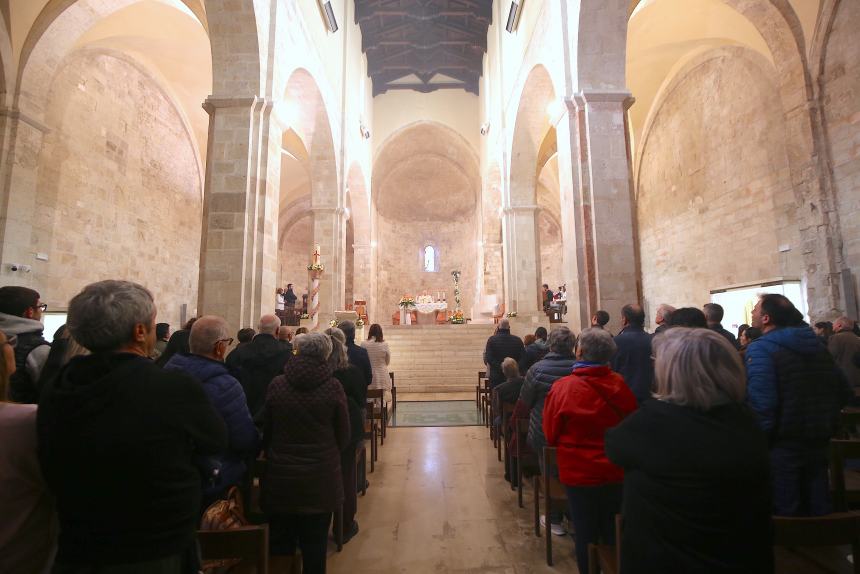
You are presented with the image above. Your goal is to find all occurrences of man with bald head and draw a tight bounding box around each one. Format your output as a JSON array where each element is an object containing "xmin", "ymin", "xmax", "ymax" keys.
[
  {"xmin": 611, "ymin": 303, "xmax": 654, "ymax": 403},
  {"xmin": 829, "ymin": 316, "xmax": 860, "ymax": 389},
  {"xmin": 226, "ymin": 313, "xmax": 293, "ymax": 418},
  {"xmin": 164, "ymin": 316, "xmax": 257, "ymax": 506}
]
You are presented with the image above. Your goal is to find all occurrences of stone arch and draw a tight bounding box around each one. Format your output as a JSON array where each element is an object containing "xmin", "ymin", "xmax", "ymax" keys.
[
  {"xmin": 578, "ymin": 0, "xmax": 629, "ymax": 90},
  {"xmin": 373, "ymin": 120, "xmax": 480, "ymax": 323},
  {"xmin": 282, "ymin": 67, "xmax": 339, "ymax": 207},
  {"xmin": 16, "ymin": 0, "xmax": 212, "ymax": 119},
  {"xmin": 509, "ymin": 64, "xmax": 557, "ymax": 207}
]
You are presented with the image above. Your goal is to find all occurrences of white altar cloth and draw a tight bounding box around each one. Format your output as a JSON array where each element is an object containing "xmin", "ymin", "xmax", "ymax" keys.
[{"xmin": 414, "ymin": 301, "xmax": 447, "ymax": 315}]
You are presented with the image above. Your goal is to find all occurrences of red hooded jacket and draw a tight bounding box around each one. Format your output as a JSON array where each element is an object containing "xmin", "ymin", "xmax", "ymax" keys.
[{"xmin": 543, "ymin": 365, "xmax": 637, "ymax": 486}]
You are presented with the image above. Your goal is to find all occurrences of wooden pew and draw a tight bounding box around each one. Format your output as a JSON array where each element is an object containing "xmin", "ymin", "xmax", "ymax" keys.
[{"xmin": 534, "ymin": 446, "xmax": 569, "ymax": 566}]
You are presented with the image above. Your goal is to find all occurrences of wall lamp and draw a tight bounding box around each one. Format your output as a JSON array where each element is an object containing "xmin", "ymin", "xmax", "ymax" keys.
[{"xmin": 506, "ymin": 1, "xmax": 522, "ymax": 33}]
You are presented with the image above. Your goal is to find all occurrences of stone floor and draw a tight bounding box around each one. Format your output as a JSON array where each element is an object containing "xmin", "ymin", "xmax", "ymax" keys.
[
  {"xmin": 398, "ymin": 392, "xmax": 473, "ymax": 402},
  {"xmin": 391, "ymin": 400, "xmax": 482, "ymax": 427},
  {"xmin": 327, "ymin": 426, "xmax": 578, "ymax": 574}
]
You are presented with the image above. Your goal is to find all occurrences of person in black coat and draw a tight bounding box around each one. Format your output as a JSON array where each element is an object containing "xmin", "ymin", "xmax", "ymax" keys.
[
  {"xmin": 611, "ymin": 304, "xmax": 654, "ymax": 403},
  {"xmin": 484, "ymin": 319, "xmax": 525, "ymax": 387},
  {"xmin": 605, "ymin": 328, "xmax": 772, "ymax": 573},
  {"xmin": 704, "ymin": 303, "xmax": 740, "ymax": 349},
  {"xmin": 37, "ymin": 280, "xmax": 227, "ymax": 573},
  {"xmin": 226, "ymin": 314, "xmax": 292, "ymax": 420},
  {"xmin": 519, "ymin": 326, "xmax": 549, "ymax": 374},
  {"xmin": 338, "ymin": 320, "xmax": 372, "ymax": 388},
  {"xmin": 325, "ymin": 327, "xmax": 366, "ymax": 544}
]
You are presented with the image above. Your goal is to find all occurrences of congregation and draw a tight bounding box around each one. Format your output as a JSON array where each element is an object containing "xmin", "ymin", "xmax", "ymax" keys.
[
  {"xmin": 483, "ymin": 299, "xmax": 860, "ymax": 573},
  {"xmin": 2, "ymin": 276, "xmax": 860, "ymax": 574}
]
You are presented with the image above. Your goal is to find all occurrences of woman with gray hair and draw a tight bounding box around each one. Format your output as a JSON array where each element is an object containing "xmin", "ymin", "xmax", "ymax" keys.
[
  {"xmin": 262, "ymin": 332, "xmax": 350, "ymax": 573},
  {"xmin": 324, "ymin": 327, "xmax": 366, "ymax": 543},
  {"xmin": 605, "ymin": 328, "xmax": 771, "ymax": 573},
  {"xmin": 543, "ymin": 327, "xmax": 638, "ymax": 574}
]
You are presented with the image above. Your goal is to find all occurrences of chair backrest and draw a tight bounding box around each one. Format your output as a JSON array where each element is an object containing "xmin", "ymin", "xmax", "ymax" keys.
[
  {"xmin": 773, "ymin": 512, "xmax": 860, "ymax": 547},
  {"xmin": 478, "ymin": 370, "xmax": 486, "ymax": 383},
  {"xmin": 389, "ymin": 371, "xmax": 395, "ymax": 384},
  {"xmin": 543, "ymin": 446, "xmax": 558, "ymax": 473},
  {"xmin": 830, "ymin": 439, "xmax": 860, "ymax": 511},
  {"xmin": 199, "ymin": 524, "xmax": 269, "ymax": 574},
  {"xmin": 839, "ymin": 409, "xmax": 860, "ymax": 439},
  {"xmin": 367, "ymin": 388, "xmax": 384, "ymax": 400}
]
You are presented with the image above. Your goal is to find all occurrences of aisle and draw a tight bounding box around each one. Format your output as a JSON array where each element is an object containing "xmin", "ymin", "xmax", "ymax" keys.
[{"xmin": 327, "ymin": 426, "xmax": 578, "ymax": 574}]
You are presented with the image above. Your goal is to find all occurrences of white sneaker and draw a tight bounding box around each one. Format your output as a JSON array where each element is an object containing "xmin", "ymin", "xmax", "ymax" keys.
[{"xmin": 540, "ymin": 514, "xmax": 567, "ymax": 536}]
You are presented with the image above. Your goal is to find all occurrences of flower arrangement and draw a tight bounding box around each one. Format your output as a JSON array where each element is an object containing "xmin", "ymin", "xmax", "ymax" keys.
[
  {"xmin": 356, "ymin": 318, "xmax": 365, "ymax": 327},
  {"xmin": 449, "ymin": 310, "xmax": 466, "ymax": 324},
  {"xmin": 399, "ymin": 296, "xmax": 416, "ymax": 308},
  {"xmin": 451, "ymin": 270, "xmax": 462, "ymax": 311},
  {"xmin": 307, "ymin": 263, "xmax": 325, "ymax": 272},
  {"xmin": 506, "ymin": 311, "xmax": 518, "ymax": 318},
  {"xmin": 329, "ymin": 319, "xmax": 338, "ymax": 327},
  {"xmin": 300, "ymin": 313, "xmax": 309, "ymax": 319}
]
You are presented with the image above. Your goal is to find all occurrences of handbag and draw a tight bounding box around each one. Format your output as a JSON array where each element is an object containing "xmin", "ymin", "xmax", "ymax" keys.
[{"xmin": 199, "ymin": 487, "xmax": 248, "ymax": 574}]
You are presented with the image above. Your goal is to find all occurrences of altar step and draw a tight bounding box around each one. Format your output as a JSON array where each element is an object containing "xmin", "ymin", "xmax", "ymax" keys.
[{"xmin": 385, "ymin": 324, "xmax": 496, "ymax": 394}]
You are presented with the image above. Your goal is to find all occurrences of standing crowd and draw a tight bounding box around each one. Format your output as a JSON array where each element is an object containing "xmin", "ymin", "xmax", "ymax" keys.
[
  {"xmin": 485, "ymin": 297, "xmax": 860, "ymax": 573},
  {"xmin": 0, "ymin": 280, "xmax": 394, "ymax": 574}
]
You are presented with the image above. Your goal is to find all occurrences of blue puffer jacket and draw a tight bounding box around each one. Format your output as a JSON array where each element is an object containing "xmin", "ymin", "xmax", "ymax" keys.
[
  {"xmin": 164, "ymin": 354, "xmax": 259, "ymax": 497},
  {"xmin": 745, "ymin": 326, "xmax": 852, "ymax": 442},
  {"xmin": 519, "ymin": 352, "xmax": 577, "ymax": 452}
]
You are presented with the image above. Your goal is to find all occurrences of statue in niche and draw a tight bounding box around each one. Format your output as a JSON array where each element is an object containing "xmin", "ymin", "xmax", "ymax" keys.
[{"xmin": 423, "ymin": 245, "xmax": 436, "ymax": 272}]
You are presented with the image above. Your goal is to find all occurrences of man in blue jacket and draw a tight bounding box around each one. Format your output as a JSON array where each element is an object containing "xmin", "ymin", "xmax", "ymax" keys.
[
  {"xmin": 746, "ymin": 294, "xmax": 852, "ymax": 516},
  {"xmin": 611, "ymin": 304, "xmax": 654, "ymax": 403},
  {"xmin": 166, "ymin": 315, "xmax": 259, "ymax": 508}
]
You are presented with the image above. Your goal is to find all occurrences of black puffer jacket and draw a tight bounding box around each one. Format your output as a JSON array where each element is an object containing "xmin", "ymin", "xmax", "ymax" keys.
[
  {"xmin": 520, "ymin": 352, "xmax": 577, "ymax": 451},
  {"xmin": 226, "ymin": 334, "xmax": 292, "ymax": 419},
  {"xmin": 484, "ymin": 329, "xmax": 525, "ymax": 386},
  {"xmin": 262, "ymin": 355, "xmax": 349, "ymax": 514}
]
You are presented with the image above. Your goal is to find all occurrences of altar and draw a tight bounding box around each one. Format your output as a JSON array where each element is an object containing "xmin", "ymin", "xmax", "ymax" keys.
[{"xmin": 398, "ymin": 294, "xmax": 447, "ymax": 325}]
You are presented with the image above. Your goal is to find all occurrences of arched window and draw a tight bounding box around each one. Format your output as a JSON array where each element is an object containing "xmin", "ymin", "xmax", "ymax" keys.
[{"xmin": 423, "ymin": 245, "xmax": 437, "ymax": 272}]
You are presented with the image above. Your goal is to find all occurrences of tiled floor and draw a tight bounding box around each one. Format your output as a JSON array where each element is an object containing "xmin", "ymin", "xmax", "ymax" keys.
[
  {"xmin": 327, "ymin": 426, "xmax": 578, "ymax": 574},
  {"xmin": 391, "ymin": 401, "xmax": 482, "ymax": 427}
]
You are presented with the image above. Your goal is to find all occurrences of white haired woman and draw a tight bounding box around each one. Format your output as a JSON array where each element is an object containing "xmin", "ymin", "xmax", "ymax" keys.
[
  {"xmin": 605, "ymin": 328, "xmax": 771, "ymax": 573},
  {"xmin": 262, "ymin": 332, "xmax": 349, "ymax": 574},
  {"xmin": 542, "ymin": 327, "xmax": 638, "ymax": 574}
]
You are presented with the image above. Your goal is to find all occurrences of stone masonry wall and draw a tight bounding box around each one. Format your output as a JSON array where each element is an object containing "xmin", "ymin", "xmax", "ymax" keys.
[
  {"xmin": 637, "ymin": 48, "xmax": 802, "ymax": 317},
  {"xmin": 377, "ymin": 216, "xmax": 478, "ymax": 324},
  {"xmin": 278, "ymin": 214, "xmax": 312, "ymax": 305},
  {"xmin": 822, "ymin": 0, "xmax": 860, "ymax": 315},
  {"xmin": 32, "ymin": 51, "xmax": 202, "ymax": 327}
]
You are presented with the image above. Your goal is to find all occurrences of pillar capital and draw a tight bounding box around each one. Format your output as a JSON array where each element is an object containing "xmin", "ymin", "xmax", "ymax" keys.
[
  {"xmin": 573, "ymin": 89, "xmax": 635, "ymax": 111},
  {"xmin": 504, "ymin": 204, "xmax": 540, "ymax": 214},
  {"xmin": 202, "ymin": 96, "xmax": 274, "ymax": 116}
]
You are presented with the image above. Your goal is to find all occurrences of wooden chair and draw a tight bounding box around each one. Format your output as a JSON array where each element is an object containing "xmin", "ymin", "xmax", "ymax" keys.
[
  {"xmin": 367, "ymin": 389, "xmax": 388, "ymax": 443},
  {"xmin": 480, "ymin": 379, "xmax": 492, "ymax": 426},
  {"xmin": 501, "ymin": 402, "xmax": 516, "ymax": 490},
  {"xmin": 587, "ymin": 515, "xmax": 622, "ymax": 574},
  {"xmin": 773, "ymin": 512, "xmax": 860, "ymax": 574},
  {"xmin": 515, "ymin": 417, "xmax": 538, "ymax": 508},
  {"xmin": 831, "ymin": 439, "xmax": 860, "ymax": 511},
  {"xmin": 389, "ymin": 372, "xmax": 397, "ymax": 414},
  {"xmin": 363, "ymin": 416, "xmax": 377, "ymax": 472},
  {"xmin": 198, "ymin": 524, "xmax": 270, "ymax": 574},
  {"xmin": 356, "ymin": 444, "xmax": 367, "ymax": 496},
  {"xmin": 534, "ymin": 446, "xmax": 569, "ymax": 566},
  {"xmin": 838, "ymin": 408, "xmax": 860, "ymax": 439},
  {"xmin": 476, "ymin": 370, "xmax": 487, "ymax": 408}
]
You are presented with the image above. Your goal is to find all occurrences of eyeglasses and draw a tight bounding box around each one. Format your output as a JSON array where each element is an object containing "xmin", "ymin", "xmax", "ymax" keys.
[
  {"xmin": 216, "ymin": 338, "xmax": 234, "ymax": 347},
  {"xmin": 34, "ymin": 303, "xmax": 48, "ymax": 312}
]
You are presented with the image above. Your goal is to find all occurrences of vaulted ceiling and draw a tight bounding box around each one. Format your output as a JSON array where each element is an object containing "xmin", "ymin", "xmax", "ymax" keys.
[{"xmin": 355, "ymin": 0, "xmax": 493, "ymax": 96}]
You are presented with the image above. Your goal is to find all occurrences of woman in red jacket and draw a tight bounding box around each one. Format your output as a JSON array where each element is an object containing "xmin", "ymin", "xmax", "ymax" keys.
[{"xmin": 543, "ymin": 327, "xmax": 637, "ymax": 574}]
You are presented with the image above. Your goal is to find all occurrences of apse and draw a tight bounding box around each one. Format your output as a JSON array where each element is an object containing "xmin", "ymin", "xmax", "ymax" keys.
[{"xmin": 373, "ymin": 122, "xmax": 481, "ymax": 324}]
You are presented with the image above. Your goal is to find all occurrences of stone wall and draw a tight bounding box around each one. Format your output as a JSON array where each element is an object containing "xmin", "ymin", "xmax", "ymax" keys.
[
  {"xmin": 376, "ymin": 217, "xmax": 478, "ymax": 323},
  {"xmin": 636, "ymin": 47, "xmax": 802, "ymax": 316},
  {"xmin": 822, "ymin": 0, "xmax": 860, "ymax": 315},
  {"xmin": 278, "ymin": 214, "xmax": 312, "ymax": 305},
  {"xmin": 539, "ymin": 210, "xmax": 563, "ymax": 290},
  {"xmin": 32, "ymin": 50, "xmax": 202, "ymax": 327}
]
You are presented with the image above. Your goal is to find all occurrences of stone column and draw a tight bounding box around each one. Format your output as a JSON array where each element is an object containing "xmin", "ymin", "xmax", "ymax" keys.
[
  {"xmin": 0, "ymin": 108, "xmax": 50, "ymax": 287},
  {"xmin": 559, "ymin": 90, "xmax": 639, "ymax": 332},
  {"xmin": 198, "ymin": 96, "xmax": 278, "ymax": 332},
  {"xmin": 502, "ymin": 204, "xmax": 541, "ymax": 316},
  {"xmin": 352, "ymin": 241, "xmax": 373, "ymax": 302},
  {"xmin": 310, "ymin": 205, "xmax": 346, "ymax": 327}
]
